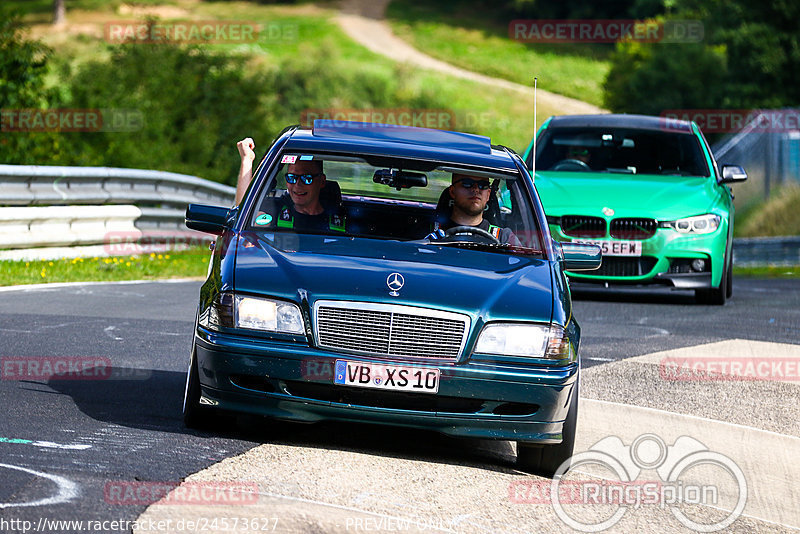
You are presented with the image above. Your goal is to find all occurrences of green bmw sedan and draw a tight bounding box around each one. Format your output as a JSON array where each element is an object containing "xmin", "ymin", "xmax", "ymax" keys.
[{"xmin": 523, "ymin": 114, "xmax": 748, "ymax": 304}]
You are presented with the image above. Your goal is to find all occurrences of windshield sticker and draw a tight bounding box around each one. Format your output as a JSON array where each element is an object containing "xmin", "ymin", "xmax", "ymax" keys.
[
  {"xmin": 281, "ymin": 155, "xmax": 297, "ymax": 164},
  {"xmin": 299, "ymin": 155, "xmax": 314, "ymax": 161},
  {"xmin": 255, "ymin": 214, "xmax": 273, "ymax": 226}
]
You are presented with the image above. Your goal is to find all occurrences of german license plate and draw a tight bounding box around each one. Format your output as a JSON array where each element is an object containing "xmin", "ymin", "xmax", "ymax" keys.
[
  {"xmin": 333, "ymin": 360, "xmax": 440, "ymax": 394},
  {"xmin": 574, "ymin": 239, "xmax": 642, "ymax": 257}
]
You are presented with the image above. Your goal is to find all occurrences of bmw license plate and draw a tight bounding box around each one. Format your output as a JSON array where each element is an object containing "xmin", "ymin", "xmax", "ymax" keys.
[
  {"xmin": 574, "ymin": 239, "xmax": 642, "ymax": 257},
  {"xmin": 334, "ymin": 360, "xmax": 440, "ymax": 394}
]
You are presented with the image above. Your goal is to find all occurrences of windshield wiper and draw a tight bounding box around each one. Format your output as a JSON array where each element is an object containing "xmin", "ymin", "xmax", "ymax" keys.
[{"xmin": 431, "ymin": 241, "xmax": 544, "ymax": 256}]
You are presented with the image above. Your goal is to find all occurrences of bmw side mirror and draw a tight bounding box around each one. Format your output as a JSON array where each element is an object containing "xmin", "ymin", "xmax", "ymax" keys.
[
  {"xmin": 560, "ymin": 242, "xmax": 602, "ymax": 271},
  {"xmin": 720, "ymin": 165, "xmax": 747, "ymax": 184},
  {"xmin": 185, "ymin": 204, "xmax": 234, "ymax": 235}
]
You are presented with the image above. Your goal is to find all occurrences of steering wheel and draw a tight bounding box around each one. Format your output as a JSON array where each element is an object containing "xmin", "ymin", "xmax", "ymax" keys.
[
  {"xmin": 552, "ymin": 158, "xmax": 591, "ymax": 171},
  {"xmin": 442, "ymin": 225, "xmax": 500, "ymax": 244}
]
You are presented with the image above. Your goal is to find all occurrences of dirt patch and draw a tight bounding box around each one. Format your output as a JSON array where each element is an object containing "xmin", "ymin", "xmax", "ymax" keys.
[{"xmin": 116, "ymin": 4, "xmax": 191, "ymax": 19}]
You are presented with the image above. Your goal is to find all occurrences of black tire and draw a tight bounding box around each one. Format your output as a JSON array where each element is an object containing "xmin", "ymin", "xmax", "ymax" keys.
[
  {"xmin": 517, "ymin": 380, "xmax": 578, "ymax": 478},
  {"xmin": 183, "ymin": 349, "xmax": 222, "ymax": 430},
  {"xmin": 726, "ymin": 250, "xmax": 733, "ymax": 299},
  {"xmin": 696, "ymin": 253, "xmax": 728, "ymax": 305}
]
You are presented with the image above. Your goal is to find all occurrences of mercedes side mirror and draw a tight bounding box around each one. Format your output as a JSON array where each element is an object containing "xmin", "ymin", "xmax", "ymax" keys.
[{"xmin": 185, "ymin": 204, "xmax": 234, "ymax": 235}]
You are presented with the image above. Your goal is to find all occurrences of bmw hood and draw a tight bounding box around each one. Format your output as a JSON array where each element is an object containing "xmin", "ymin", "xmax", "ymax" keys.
[
  {"xmin": 535, "ymin": 171, "xmax": 720, "ymax": 219},
  {"xmin": 233, "ymin": 233, "xmax": 554, "ymax": 324}
]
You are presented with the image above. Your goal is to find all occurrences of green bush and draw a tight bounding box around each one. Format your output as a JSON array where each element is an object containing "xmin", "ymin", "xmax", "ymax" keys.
[
  {"xmin": 738, "ymin": 185, "xmax": 800, "ymax": 237},
  {"xmin": 603, "ymin": 0, "xmax": 800, "ymax": 114},
  {"xmin": 62, "ymin": 36, "xmax": 457, "ymax": 183},
  {"xmin": 603, "ymin": 41, "xmax": 727, "ymax": 114},
  {"xmin": 64, "ymin": 39, "xmax": 272, "ymax": 184},
  {"xmin": 0, "ymin": 10, "xmax": 66, "ymax": 164}
]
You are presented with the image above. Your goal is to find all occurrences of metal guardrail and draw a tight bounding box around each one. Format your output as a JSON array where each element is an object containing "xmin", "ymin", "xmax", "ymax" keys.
[
  {"xmin": 0, "ymin": 164, "xmax": 234, "ymax": 208},
  {"xmin": 0, "ymin": 164, "xmax": 234, "ymax": 260},
  {"xmin": 733, "ymin": 236, "xmax": 800, "ymax": 267},
  {"xmin": 1, "ymin": 165, "xmax": 798, "ymax": 265}
]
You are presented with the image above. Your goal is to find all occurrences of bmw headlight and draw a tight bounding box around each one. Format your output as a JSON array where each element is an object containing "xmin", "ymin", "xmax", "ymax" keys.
[
  {"xmin": 660, "ymin": 214, "xmax": 720, "ymax": 234},
  {"xmin": 475, "ymin": 323, "xmax": 573, "ymax": 360},
  {"xmin": 200, "ymin": 293, "xmax": 304, "ymax": 335}
]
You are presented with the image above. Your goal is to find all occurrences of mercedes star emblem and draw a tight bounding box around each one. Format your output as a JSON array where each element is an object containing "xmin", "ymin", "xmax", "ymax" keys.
[{"xmin": 387, "ymin": 273, "xmax": 405, "ymax": 296}]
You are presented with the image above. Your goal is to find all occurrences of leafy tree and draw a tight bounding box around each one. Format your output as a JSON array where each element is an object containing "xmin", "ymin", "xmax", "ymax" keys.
[
  {"xmin": 604, "ymin": 41, "xmax": 727, "ymax": 114},
  {"xmin": 603, "ymin": 0, "xmax": 800, "ymax": 113},
  {"xmin": 0, "ymin": 10, "xmax": 66, "ymax": 165},
  {"xmin": 65, "ymin": 39, "xmax": 272, "ymax": 184}
]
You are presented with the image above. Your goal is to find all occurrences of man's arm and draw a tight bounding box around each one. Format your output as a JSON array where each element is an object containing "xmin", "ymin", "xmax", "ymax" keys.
[{"xmin": 235, "ymin": 137, "xmax": 256, "ymax": 205}]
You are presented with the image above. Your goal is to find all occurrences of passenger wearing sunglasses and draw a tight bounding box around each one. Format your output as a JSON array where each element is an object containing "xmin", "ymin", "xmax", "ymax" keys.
[
  {"xmin": 427, "ymin": 173, "xmax": 520, "ymax": 245},
  {"xmin": 235, "ymin": 138, "xmax": 344, "ymax": 233}
]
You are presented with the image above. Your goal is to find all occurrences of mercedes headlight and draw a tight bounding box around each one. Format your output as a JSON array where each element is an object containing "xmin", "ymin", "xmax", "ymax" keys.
[
  {"xmin": 475, "ymin": 323, "xmax": 573, "ymax": 360},
  {"xmin": 660, "ymin": 214, "xmax": 720, "ymax": 234},
  {"xmin": 200, "ymin": 293, "xmax": 304, "ymax": 334}
]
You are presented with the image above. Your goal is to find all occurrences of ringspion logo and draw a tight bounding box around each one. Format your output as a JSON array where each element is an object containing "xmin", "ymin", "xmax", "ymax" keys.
[{"xmin": 511, "ymin": 433, "xmax": 747, "ymax": 532}]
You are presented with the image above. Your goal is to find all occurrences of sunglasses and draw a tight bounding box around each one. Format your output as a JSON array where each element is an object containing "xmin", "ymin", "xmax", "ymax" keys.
[
  {"xmin": 455, "ymin": 178, "xmax": 491, "ymax": 191},
  {"xmin": 285, "ymin": 172, "xmax": 322, "ymax": 185}
]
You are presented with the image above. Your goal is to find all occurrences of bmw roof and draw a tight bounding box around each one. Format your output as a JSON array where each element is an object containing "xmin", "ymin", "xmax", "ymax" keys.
[
  {"xmin": 282, "ymin": 120, "xmax": 521, "ymax": 172},
  {"xmin": 546, "ymin": 114, "xmax": 695, "ymax": 133}
]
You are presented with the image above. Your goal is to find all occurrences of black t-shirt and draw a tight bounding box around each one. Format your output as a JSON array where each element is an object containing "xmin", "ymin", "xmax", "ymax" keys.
[
  {"xmin": 256, "ymin": 194, "xmax": 345, "ymax": 234},
  {"xmin": 437, "ymin": 218, "xmax": 521, "ymax": 245},
  {"xmin": 276, "ymin": 204, "xmax": 332, "ymax": 232}
]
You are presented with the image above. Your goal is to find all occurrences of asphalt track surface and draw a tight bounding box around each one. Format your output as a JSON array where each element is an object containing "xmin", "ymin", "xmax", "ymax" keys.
[{"xmin": 0, "ymin": 278, "xmax": 798, "ymax": 533}]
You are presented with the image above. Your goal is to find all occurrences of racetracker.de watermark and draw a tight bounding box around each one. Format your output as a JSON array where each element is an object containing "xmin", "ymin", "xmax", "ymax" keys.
[
  {"xmin": 509, "ymin": 19, "xmax": 703, "ymax": 43},
  {"xmin": 104, "ymin": 20, "xmax": 297, "ymax": 44},
  {"xmin": 660, "ymin": 356, "xmax": 800, "ymax": 381},
  {"xmin": 104, "ymin": 481, "xmax": 259, "ymax": 505},
  {"xmin": 104, "ymin": 231, "xmax": 212, "ymax": 256},
  {"xmin": 300, "ymin": 108, "xmax": 493, "ymax": 131},
  {"xmin": 660, "ymin": 109, "xmax": 800, "ymax": 133},
  {"xmin": 0, "ymin": 109, "xmax": 143, "ymax": 133},
  {"xmin": 0, "ymin": 357, "xmax": 150, "ymax": 381},
  {"xmin": 510, "ymin": 433, "xmax": 747, "ymax": 532}
]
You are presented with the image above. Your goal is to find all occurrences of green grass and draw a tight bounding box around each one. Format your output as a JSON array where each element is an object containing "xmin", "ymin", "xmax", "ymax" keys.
[
  {"xmin": 733, "ymin": 265, "xmax": 800, "ymax": 278},
  {"xmin": 736, "ymin": 185, "xmax": 800, "ymax": 238},
  {"xmin": 385, "ymin": 0, "xmax": 610, "ymax": 107},
  {"xmin": 28, "ymin": 1, "xmax": 539, "ymax": 149},
  {"xmin": 195, "ymin": 5, "xmax": 543, "ymax": 148},
  {"xmin": 0, "ymin": 248, "xmax": 210, "ymax": 286}
]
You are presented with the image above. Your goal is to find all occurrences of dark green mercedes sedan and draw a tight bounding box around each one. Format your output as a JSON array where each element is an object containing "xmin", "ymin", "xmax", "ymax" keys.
[{"xmin": 183, "ymin": 120, "xmax": 600, "ymax": 477}]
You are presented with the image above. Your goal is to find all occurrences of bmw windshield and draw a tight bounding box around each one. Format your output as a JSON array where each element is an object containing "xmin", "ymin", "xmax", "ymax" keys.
[{"xmin": 536, "ymin": 127, "xmax": 710, "ymax": 177}]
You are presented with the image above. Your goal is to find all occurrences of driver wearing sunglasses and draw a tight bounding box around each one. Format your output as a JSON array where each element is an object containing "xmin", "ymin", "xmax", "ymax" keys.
[{"xmin": 427, "ymin": 173, "xmax": 520, "ymax": 245}]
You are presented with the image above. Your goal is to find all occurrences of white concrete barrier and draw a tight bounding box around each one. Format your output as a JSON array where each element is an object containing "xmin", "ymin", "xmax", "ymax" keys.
[{"xmin": 0, "ymin": 205, "xmax": 142, "ymax": 250}]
